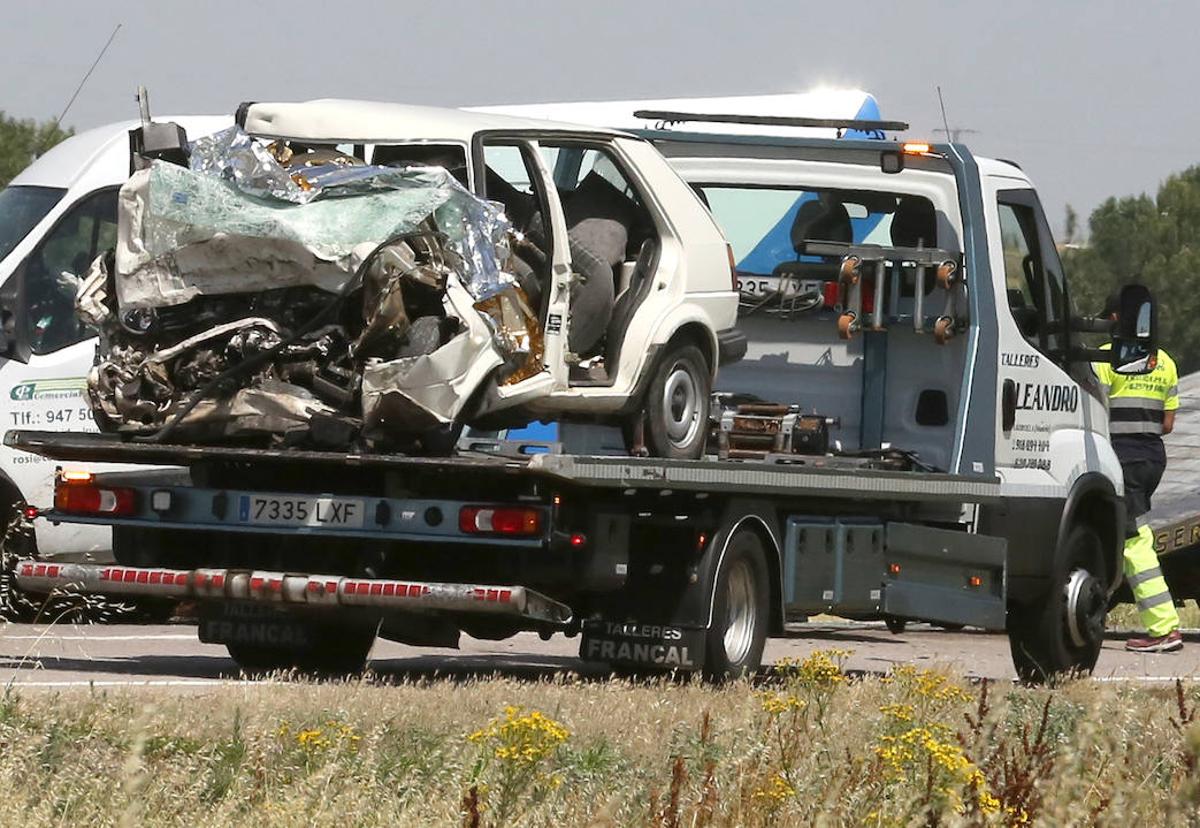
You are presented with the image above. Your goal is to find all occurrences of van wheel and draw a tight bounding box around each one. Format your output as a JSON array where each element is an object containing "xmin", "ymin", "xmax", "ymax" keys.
[
  {"xmin": 645, "ymin": 344, "xmax": 710, "ymax": 459},
  {"xmin": 703, "ymin": 529, "xmax": 769, "ymax": 681},
  {"xmin": 1008, "ymin": 524, "xmax": 1106, "ymax": 683},
  {"xmin": 227, "ymin": 621, "xmax": 377, "ymax": 676}
]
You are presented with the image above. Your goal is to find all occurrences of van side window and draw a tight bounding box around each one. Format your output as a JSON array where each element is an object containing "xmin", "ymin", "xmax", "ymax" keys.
[
  {"xmin": 997, "ymin": 190, "xmax": 1068, "ymax": 361},
  {"xmin": 25, "ymin": 189, "xmax": 116, "ymax": 354}
]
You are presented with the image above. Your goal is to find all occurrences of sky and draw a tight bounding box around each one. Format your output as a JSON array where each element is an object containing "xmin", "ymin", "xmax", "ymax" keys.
[{"xmin": 4, "ymin": 0, "xmax": 1199, "ymax": 238}]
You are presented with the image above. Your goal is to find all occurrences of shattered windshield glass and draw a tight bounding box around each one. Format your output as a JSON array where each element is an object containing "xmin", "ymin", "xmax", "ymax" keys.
[{"xmin": 0, "ymin": 185, "xmax": 66, "ymax": 262}]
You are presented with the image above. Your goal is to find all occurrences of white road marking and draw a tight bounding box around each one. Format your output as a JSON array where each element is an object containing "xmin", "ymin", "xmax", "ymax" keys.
[
  {"xmin": 1092, "ymin": 675, "xmax": 1200, "ymax": 682},
  {"xmin": 5, "ymin": 679, "xmax": 241, "ymax": 688},
  {"xmin": 0, "ymin": 634, "xmax": 198, "ymax": 641}
]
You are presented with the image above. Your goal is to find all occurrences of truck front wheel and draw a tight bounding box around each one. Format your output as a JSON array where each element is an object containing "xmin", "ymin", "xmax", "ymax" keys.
[
  {"xmin": 703, "ymin": 528, "xmax": 769, "ymax": 681},
  {"xmin": 1008, "ymin": 524, "xmax": 1107, "ymax": 683}
]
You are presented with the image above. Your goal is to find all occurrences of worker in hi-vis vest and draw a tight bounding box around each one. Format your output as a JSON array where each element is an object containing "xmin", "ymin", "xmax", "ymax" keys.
[{"xmin": 1095, "ymin": 292, "xmax": 1183, "ymax": 652}]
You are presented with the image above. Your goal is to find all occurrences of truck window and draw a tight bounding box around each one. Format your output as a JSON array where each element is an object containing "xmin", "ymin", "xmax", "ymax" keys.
[
  {"xmin": 25, "ymin": 188, "xmax": 116, "ymax": 354},
  {"xmin": 997, "ymin": 190, "xmax": 1068, "ymax": 360},
  {"xmin": 698, "ymin": 186, "xmax": 938, "ymax": 294},
  {"xmin": 0, "ymin": 185, "xmax": 66, "ymax": 262}
]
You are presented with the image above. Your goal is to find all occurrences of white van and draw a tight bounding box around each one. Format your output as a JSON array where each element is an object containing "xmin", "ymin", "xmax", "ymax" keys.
[{"xmin": 0, "ymin": 117, "xmax": 228, "ymax": 568}]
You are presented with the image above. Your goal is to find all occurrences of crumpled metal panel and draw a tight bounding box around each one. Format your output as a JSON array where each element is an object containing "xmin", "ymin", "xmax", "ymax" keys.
[
  {"xmin": 361, "ymin": 280, "xmax": 503, "ymax": 430},
  {"xmin": 90, "ymin": 125, "xmax": 543, "ymax": 446}
]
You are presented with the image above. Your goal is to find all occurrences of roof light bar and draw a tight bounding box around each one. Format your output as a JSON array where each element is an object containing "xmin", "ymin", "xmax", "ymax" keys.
[{"xmin": 632, "ymin": 110, "xmax": 910, "ymax": 133}]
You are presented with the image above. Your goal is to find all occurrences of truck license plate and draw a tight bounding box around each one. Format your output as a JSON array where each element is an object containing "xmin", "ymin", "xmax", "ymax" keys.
[{"xmin": 237, "ymin": 494, "xmax": 366, "ymax": 529}]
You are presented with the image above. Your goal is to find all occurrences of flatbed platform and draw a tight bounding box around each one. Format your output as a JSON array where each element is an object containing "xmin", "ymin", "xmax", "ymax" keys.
[{"xmin": 6, "ymin": 429, "xmax": 1001, "ymax": 503}]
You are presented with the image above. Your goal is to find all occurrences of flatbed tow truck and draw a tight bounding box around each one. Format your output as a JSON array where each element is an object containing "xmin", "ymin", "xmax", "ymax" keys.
[{"xmin": 0, "ymin": 110, "xmax": 1163, "ymax": 681}]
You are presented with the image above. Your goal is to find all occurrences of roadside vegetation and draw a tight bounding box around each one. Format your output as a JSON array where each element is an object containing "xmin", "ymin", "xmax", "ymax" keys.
[
  {"xmin": 0, "ymin": 652, "xmax": 1196, "ymax": 825},
  {"xmin": 1108, "ymin": 599, "xmax": 1200, "ymax": 630}
]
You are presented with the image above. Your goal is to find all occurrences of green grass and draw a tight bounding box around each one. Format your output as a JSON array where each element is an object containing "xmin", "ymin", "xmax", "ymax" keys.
[{"xmin": 0, "ymin": 656, "xmax": 1196, "ymax": 825}]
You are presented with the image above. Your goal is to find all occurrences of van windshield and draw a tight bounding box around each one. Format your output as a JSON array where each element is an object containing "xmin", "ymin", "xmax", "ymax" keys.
[{"xmin": 0, "ymin": 185, "xmax": 66, "ymax": 262}]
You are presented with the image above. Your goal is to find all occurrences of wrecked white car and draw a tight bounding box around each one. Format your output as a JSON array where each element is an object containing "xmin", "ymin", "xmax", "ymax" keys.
[{"xmin": 79, "ymin": 101, "xmax": 741, "ymax": 457}]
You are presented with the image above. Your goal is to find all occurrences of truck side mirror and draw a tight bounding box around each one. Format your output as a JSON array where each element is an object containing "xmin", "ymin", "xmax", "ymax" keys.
[
  {"xmin": 1111, "ymin": 284, "xmax": 1156, "ymax": 375},
  {"xmin": 0, "ymin": 264, "xmax": 31, "ymax": 364}
]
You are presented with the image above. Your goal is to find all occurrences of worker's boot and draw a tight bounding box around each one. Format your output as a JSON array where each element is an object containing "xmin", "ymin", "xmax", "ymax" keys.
[{"xmin": 1125, "ymin": 629, "xmax": 1183, "ymax": 653}]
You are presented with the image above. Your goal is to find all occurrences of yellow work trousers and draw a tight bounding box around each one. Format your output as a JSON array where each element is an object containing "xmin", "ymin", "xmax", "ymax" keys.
[{"xmin": 1124, "ymin": 524, "xmax": 1180, "ymax": 638}]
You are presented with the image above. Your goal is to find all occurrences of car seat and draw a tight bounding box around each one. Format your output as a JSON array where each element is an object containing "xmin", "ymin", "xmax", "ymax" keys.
[
  {"xmin": 604, "ymin": 238, "xmax": 660, "ymax": 372},
  {"xmin": 560, "ymin": 172, "xmax": 639, "ymax": 356},
  {"xmin": 890, "ymin": 196, "xmax": 937, "ymax": 248},
  {"xmin": 771, "ymin": 197, "xmax": 853, "ymax": 285},
  {"xmin": 789, "ymin": 197, "xmax": 852, "ymax": 251}
]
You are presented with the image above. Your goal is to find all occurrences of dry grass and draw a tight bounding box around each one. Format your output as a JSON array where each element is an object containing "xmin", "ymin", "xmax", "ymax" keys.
[
  {"xmin": 0, "ymin": 655, "xmax": 1198, "ymax": 826},
  {"xmin": 1108, "ymin": 600, "xmax": 1200, "ymax": 631}
]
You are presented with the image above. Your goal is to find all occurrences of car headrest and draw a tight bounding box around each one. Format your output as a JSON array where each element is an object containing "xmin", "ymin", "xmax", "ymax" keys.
[
  {"xmin": 563, "ymin": 171, "xmax": 638, "ymax": 228},
  {"xmin": 890, "ymin": 196, "xmax": 937, "ymax": 248},
  {"xmin": 790, "ymin": 198, "xmax": 852, "ymax": 253}
]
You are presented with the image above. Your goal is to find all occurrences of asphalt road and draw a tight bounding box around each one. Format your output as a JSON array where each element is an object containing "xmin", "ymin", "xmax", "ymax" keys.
[{"xmin": 1, "ymin": 622, "xmax": 1199, "ymax": 687}]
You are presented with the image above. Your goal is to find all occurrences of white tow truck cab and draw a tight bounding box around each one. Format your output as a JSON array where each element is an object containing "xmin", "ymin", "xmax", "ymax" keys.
[
  {"xmin": 0, "ymin": 116, "xmax": 228, "ymax": 568},
  {"xmin": 4, "ymin": 103, "xmax": 1158, "ymax": 682}
]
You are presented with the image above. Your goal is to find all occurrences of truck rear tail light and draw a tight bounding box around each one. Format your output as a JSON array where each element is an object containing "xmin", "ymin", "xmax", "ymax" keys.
[
  {"xmin": 459, "ymin": 506, "xmax": 542, "ymax": 536},
  {"xmin": 55, "ymin": 479, "xmax": 137, "ymax": 517}
]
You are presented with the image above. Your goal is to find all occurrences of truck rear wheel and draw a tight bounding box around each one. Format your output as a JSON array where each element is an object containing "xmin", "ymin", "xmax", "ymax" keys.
[
  {"xmin": 703, "ymin": 528, "xmax": 769, "ymax": 681},
  {"xmin": 226, "ymin": 620, "xmax": 377, "ymax": 676},
  {"xmin": 1008, "ymin": 524, "xmax": 1106, "ymax": 683}
]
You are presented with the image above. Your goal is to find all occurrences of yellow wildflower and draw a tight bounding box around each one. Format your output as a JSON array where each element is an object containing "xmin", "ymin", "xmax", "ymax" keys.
[
  {"xmin": 760, "ymin": 690, "xmax": 807, "ymax": 716},
  {"xmin": 752, "ymin": 773, "xmax": 795, "ymax": 804},
  {"xmin": 468, "ymin": 706, "xmax": 570, "ymax": 765}
]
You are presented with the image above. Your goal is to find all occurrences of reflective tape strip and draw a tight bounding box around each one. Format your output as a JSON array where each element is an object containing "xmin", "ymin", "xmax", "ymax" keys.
[
  {"xmin": 1137, "ymin": 591, "xmax": 1175, "ymax": 612},
  {"xmin": 1167, "ymin": 385, "xmax": 1179, "ymax": 397},
  {"xmin": 1127, "ymin": 566, "xmax": 1166, "ymax": 589},
  {"xmin": 1110, "ymin": 420, "xmax": 1163, "ymax": 435},
  {"xmin": 1109, "ymin": 396, "xmax": 1165, "ymax": 410}
]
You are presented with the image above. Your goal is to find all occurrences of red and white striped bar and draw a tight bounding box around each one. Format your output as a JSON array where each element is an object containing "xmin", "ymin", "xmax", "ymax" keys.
[{"xmin": 14, "ymin": 560, "xmax": 572, "ymax": 625}]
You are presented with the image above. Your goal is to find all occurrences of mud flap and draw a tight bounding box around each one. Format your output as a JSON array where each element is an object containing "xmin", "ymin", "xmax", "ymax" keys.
[
  {"xmin": 199, "ymin": 602, "xmax": 320, "ymax": 650},
  {"xmin": 579, "ymin": 619, "xmax": 706, "ymax": 671}
]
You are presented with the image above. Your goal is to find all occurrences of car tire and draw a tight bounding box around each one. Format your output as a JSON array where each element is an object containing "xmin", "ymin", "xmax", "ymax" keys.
[
  {"xmin": 644, "ymin": 343, "xmax": 711, "ymax": 459},
  {"xmin": 226, "ymin": 619, "xmax": 377, "ymax": 676},
  {"xmin": 884, "ymin": 616, "xmax": 908, "ymax": 635},
  {"xmin": 703, "ymin": 528, "xmax": 769, "ymax": 682},
  {"xmin": 1008, "ymin": 523, "xmax": 1106, "ymax": 683}
]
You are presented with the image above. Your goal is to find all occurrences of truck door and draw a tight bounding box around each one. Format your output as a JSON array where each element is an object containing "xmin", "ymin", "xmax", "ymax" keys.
[
  {"xmin": 0, "ymin": 188, "xmax": 118, "ymax": 558},
  {"xmin": 984, "ymin": 182, "xmax": 1113, "ymax": 484}
]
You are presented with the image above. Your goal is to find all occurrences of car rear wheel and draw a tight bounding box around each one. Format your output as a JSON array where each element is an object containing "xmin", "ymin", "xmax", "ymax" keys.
[{"xmin": 645, "ymin": 343, "xmax": 711, "ymax": 459}]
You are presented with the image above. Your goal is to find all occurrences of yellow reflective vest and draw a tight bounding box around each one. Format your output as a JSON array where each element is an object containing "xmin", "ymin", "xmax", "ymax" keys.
[{"xmin": 1094, "ymin": 347, "xmax": 1179, "ymax": 438}]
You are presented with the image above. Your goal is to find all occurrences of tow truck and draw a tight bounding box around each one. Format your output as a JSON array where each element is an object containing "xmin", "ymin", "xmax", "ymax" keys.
[{"xmin": 0, "ymin": 109, "xmax": 1160, "ymax": 681}]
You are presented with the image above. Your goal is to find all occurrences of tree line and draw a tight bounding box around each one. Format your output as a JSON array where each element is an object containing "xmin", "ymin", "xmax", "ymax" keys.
[
  {"xmin": 0, "ymin": 112, "xmax": 72, "ymax": 188},
  {"xmin": 1063, "ymin": 167, "xmax": 1200, "ymax": 373}
]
